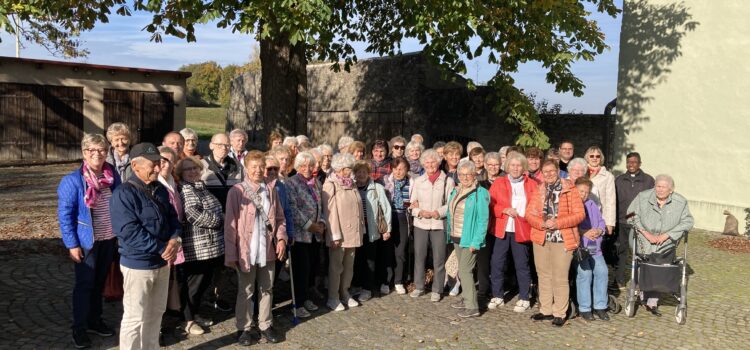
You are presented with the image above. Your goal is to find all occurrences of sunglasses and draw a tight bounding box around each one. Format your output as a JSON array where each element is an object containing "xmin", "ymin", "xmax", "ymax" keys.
[
  {"xmin": 588, "ymin": 155, "xmax": 602, "ymax": 159},
  {"xmin": 393, "ymin": 145, "xmax": 405, "ymax": 150},
  {"xmin": 266, "ymin": 167, "xmax": 280, "ymax": 172}
]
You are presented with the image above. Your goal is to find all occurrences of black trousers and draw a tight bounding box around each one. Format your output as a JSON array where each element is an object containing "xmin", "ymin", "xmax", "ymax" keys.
[
  {"xmin": 391, "ymin": 210, "xmax": 409, "ymax": 285},
  {"xmin": 476, "ymin": 234, "xmax": 495, "ymax": 297},
  {"xmin": 291, "ymin": 242, "xmax": 311, "ymax": 304},
  {"xmin": 176, "ymin": 256, "xmax": 221, "ymax": 321}
]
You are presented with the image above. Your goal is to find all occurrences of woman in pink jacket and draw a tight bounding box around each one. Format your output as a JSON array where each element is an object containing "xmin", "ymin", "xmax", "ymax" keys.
[{"xmin": 224, "ymin": 151, "xmax": 287, "ymax": 346}]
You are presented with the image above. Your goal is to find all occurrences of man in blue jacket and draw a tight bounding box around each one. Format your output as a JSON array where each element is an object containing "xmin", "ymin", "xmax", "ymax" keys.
[{"xmin": 110, "ymin": 142, "xmax": 182, "ymax": 350}]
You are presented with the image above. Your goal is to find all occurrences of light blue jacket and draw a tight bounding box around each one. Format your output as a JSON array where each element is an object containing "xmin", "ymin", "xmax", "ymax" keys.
[
  {"xmin": 360, "ymin": 180, "xmax": 393, "ymax": 242},
  {"xmin": 446, "ymin": 185, "xmax": 490, "ymax": 250},
  {"xmin": 627, "ymin": 189, "xmax": 694, "ymax": 255}
]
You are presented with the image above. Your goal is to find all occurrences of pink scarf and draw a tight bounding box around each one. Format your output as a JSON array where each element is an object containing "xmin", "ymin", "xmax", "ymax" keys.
[
  {"xmin": 299, "ymin": 174, "xmax": 319, "ymax": 202},
  {"xmin": 82, "ymin": 162, "xmax": 115, "ymax": 208},
  {"xmin": 335, "ymin": 173, "xmax": 354, "ymax": 188}
]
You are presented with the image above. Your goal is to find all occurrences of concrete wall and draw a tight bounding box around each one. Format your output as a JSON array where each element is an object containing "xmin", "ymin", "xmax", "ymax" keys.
[
  {"xmin": 0, "ymin": 59, "xmax": 187, "ymax": 135},
  {"xmin": 616, "ymin": 0, "xmax": 750, "ymax": 233}
]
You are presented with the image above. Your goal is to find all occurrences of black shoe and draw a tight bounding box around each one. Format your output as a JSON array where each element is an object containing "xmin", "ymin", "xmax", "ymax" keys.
[
  {"xmin": 450, "ymin": 300, "xmax": 465, "ymax": 309},
  {"xmin": 261, "ymin": 327, "xmax": 280, "ymax": 344},
  {"xmin": 645, "ymin": 305, "xmax": 662, "ymax": 317},
  {"xmin": 457, "ymin": 308, "xmax": 480, "ymax": 318},
  {"xmin": 594, "ymin": 309, "xmax": 610, "ymax": 321},
  {"xmin": 158, "ymin": 330, "xmax": 165, "ymax": 347},
  {"xmin": 580, "ymin": 311, "xmax": 595, "ymax": 321},
  {"xmin": 238, "ymin": 330, "xmax": 254, "ymax": 346},
  {"xmin": 531, "ymin": 313, "xmax": 554, "ymax": 321},
  {"xmin": 215, "ymin": 299, "xmax": 233, "ymax": 312},
  {"xmin": 552, "ymin": 317, "xmax": 566, "ymax": 327},
  {"xmin": 72, "ymin": 329, "xmax": 92, "ymax": 349},
  {"xmin": 87, "ymin": 321, "xmax": 115, "ymax": 337}
]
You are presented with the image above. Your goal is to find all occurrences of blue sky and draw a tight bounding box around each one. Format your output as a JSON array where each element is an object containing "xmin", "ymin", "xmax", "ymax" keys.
[{"xmin": 0, "ymin": 1, "xmax": 622, "ymax": 113}]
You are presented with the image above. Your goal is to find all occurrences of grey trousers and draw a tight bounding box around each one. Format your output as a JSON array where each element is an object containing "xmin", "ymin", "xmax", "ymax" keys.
[
  {"xmin": 328, "ymin": 247, "xmax": 356, "ymax": 302},
  {"xmin": 235, "ymin": 263, "xmax": 276, "ymax": 331},
  {"xmin": 413, "ymin": 227, "xmax": 446, "ymax": 293},
  {"xmin": 456, "ymin": 244, "xmax": 479, "ymax": 310}
]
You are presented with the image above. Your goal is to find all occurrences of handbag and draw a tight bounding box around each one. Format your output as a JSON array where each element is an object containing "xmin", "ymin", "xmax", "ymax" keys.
[
  {"xmin": 103, "ymin": 253, "xmax": 124, "ymax": 301},
  {"xmin": 373, "ymin": 187, "xmax": 389, "ymax": 234},
  {"xmin": 513, "ymin": 216, "xmax": 531, "ymax": 243},
  {"xmin": 573, "ymin": 244, "xmax": 592, "ymax": 263}
]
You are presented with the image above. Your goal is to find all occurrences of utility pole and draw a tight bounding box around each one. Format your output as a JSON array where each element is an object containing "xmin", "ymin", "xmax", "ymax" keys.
[{"xmin": 12, "ymin": 14, "xmax": 20, "ymax": 58}]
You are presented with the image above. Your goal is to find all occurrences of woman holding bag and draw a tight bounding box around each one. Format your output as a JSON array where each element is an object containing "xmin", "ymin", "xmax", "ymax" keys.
[{"xmin": 488, "ymin": 151, "xmax": 537, "ymax": 313}]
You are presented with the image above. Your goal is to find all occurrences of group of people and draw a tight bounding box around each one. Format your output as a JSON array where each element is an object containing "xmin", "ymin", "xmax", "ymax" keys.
[{"xmin": 58, "ymin": 125, "xmax": 694, "ymax": 349}]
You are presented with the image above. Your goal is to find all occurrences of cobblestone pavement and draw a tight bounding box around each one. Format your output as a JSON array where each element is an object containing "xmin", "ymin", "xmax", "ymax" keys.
[{"xmin": 1, "ymin": 165, "xmax": 748, "ymax": 349}]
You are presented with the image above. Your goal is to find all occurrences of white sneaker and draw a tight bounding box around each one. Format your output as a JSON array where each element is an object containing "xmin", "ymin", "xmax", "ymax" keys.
[
  {"xmin": 487, "ymin": 297, "xmax": 504, "ymax": 310},
  {"xmin": 449, "ymin": 285, "xmax": 460, "ymax": 297},
  {"xmin": 194, "ymin": 315, "xmax": 214, "ymax": 327},
  {"xmin": 410, "ymin": 289, "xmax": 424, "ymax": 298},
  {"xmin": 430, "ymin": 292, "xmax": 441, "ymax": 302},
  {"xmin": 304, "ymin": 300, "xmax": 319, "ymax": 311},
  {"xmin": 514, "ymin": 299, "xmax": 531, "ymax": 313},
  {"xmin": 345, "ymin": 297, "xmax": 360, "ymax": 308},
  {"xmin": 185, "ymin": 321, "xmax": 205, "ymax": 335},
  {"xmin": 295, "ymin": 307, "xmax": 311, "ymax": 318},
  {"xmin": 395, "ymin": 284, "xmax": 406, "ymax": 295},
  {"xmin": 327, "ymin": 299, "xmax": 345, "ymax": 311},
  {"xmin": 380, "ymin": 284, "xmax": 390, "ymax": 295},
  {"xmin": 358, "ymin": 290, "xmax": 372, "ymax": 302}
]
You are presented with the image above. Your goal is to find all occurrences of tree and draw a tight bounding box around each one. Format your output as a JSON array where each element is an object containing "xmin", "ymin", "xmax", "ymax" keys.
[
  {"xmin": 2, "ymin": 1, "xmax": 619, "ymax": 147},
  {"xmin": 179, "ymin": 61, "xmax": 222, "ymax": 106}
]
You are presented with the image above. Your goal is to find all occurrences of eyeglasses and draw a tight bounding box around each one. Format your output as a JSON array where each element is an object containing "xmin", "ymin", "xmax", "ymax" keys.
[
  {"xmin": 393, "ymin": 145, "xmax": 405, "ymax": 150},
  {"xmin": 212, "ymin": 143, "xmax": 230, "ymax": 148},
  {"xmin": 84, "ymin": 148, "xmax": 107, "ymax": 155},
  {"xmin": 486, "ymin": 163, "xmax": 501, "ymax": 167},
  {"xmin": 266, "ymin": 167, "xmax": 280, "ymax": 172},
  {"xmin": 588, "ymin": 155, "xmax": 602, "ymax": 159},
  {"xmin": 458, "ymin": 173, "xmax": 475, "ymax": 178}
]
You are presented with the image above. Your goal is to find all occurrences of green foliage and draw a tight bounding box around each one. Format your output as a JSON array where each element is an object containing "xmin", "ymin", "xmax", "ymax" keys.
[
  {"xmin": 5, "ymin": 1, "xmax": 619, "ymax": 147},
  {"xmin": 179, "ymin": 61, "xmax": 222, "ymax": 106}
]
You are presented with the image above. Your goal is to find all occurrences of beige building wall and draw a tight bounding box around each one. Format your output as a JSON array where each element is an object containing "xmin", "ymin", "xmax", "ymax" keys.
[
  {"xmin": 616, "ymin": 0, "xmax": 750, "ymax": 233},
  {"xmin": 0, "ymin": 60, "xmax": 187, "ymax": 134}
]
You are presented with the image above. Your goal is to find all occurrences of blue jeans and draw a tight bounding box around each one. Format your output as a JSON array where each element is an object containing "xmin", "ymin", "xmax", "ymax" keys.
[
  {"xmin": 576, "ymin": 254, "xmax": 608, "ymax": 312},
  {"xmin": 73, "ymin": 238, "xmax": 117, "ymax": 331}
]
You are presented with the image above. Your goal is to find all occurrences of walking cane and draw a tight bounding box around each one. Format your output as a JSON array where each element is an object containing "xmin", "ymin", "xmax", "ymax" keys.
[{"xmin": 287, "ymin": 244, "xmax": 300, "ymax": 326}]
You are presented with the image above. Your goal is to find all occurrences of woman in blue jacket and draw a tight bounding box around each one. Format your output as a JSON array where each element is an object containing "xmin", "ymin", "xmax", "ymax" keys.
[
  {"xmin": 57, "ymin": 133, "xmax": 121, "ymax": 348},
  {"xmin": 446, "ymin": 160, "xmax": 490, "ymax": 318}
]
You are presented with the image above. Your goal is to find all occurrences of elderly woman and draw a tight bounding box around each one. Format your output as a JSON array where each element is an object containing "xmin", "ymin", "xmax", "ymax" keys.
[
  {"xmin": 499, "ymin": 146, "xmax": 510, "ymax": 167},
  {"xmin": 225, "ymin": 151, "xmax": 287, "ymax": 345},
  {"xmin": 283, "ymin": 136, "xmax": 299, "ymax": 159},
  {"xmin": 284, "ymin": 152, "xmax": 326, "ymax": 318},
  {"xmin": 337, "ymin": 135, "xmax": 354, "ymax": 154},
  {"xmin": 433, "ymin": 141, "xmax": 446, "ymax": 159},
  {"xmin": 369, "ymin": 140, "xmax": 392, "ymax": 181},
  {"xmin": 469, "ymin": 147, "xmax": 487, "ymax": 182},
  {"xmin": 446, "ymin": 160, "xmax": 489, "ymax": 318},
  {"xmin": 545, "ymin": 148, "xmax": 569, "ymax": 179},
  {"xmin": 487, "ymin": 152, "xmax": 537, "ymax": 313},
  {"xmin": 574, "ymin": 177, "xmax": 609, "ymax": 322},
  {"xmin": 567, "ymin": 157, "xmax": 588, "ymax": 182},
  {"xmin": 585, "ymin": 147, "xmax": 616, "ymax": 237},
  {"xmin": 525, "ymin": 147, "xmax": 544, "ymax": 184},
  {"xmin": 389, "ymin": 136, "xmax": 407, "ymax": 159},
  {"xmin": 352, "ymin": 160, "xmax": 392, "ymax": 301},
  {"xmin": 382, "ymin": 157, "xmax": 413, "ymax": 295},
  {"xmin": 475, "ymin": 151, "xmax": 502, "ymax": 300},
  {"xmin": 440, "ymin": 141, "xmax": 463, "ymax": 183},
  {"xmin": 106, "ymin": 122, "xmax": 132, "ymax": 180},
  {"xmin": 317, "ymin": 144, "xmax": 334, "ymax": 179},
  {"xmin": 410, "ymin": 149, "xmax": 455, "ymax": 302},
  {"xmin": 526, "ymin": 160, "xmax": 585, "ymax": 327},
  {"xmin": 627, "ymin": 174, "xmax": 693, "ymax": 316},
  {"xmin": 322, "ymin": 153, "xmax": 364, "ymax": 311},
  {"xmin": 180, "ymin": 128, "xmax": 201, "ymax": 160},
  {"xmin": 481, "ymin": 152, "xmax": 503, "ymax": 187},
  {"xmin": 157, "ymin": 146, "xmax": 185, "ymax": 320},
  {"xmin": 405, "ymin": 140, "xmax": 425, "ymax": 177},
  {"xmin": 270, "ymin": 145, "xmax": 294, "ymax": 178},
  {"xmin": 58, "ymin": 133, "xmax": 120, "ymax": 348},
  {"xmin": 174, "ymin": 156, "xmax": 224, "ymax": 335},
  {"xmin": 348, "ymin": 141, "xmax": 366, "ymax": 161}
]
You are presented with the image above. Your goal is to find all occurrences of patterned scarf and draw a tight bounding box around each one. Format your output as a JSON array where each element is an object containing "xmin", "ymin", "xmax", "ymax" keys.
[
  {"xmin": 393, "ymin": 177, "xmax": 408, "ymax": 209},
  {"xmin": 82, "ymin": 162, "xmax": 115, "ymax": 208},
  {"xmin": 334, "ymin": 173, "xmax": 354, "ymax": 188},
  {"xmin": 299, "ymin": 173, "xmax": 319, "ymax": 202},
  {"xmin": 543, "ymin": 179, "xmax": 562, "ymax": 218}
]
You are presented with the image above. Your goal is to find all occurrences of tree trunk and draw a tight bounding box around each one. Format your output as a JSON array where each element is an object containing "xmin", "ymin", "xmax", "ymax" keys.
[{"xmin": 260, "ymin": 33, "xmax": 307, "ymax": 141}]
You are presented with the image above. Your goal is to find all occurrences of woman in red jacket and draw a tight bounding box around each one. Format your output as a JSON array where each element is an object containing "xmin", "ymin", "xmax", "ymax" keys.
[
  {"xmin": 526, "ymin": 160, "xmax": 585, "ymax": 327},
  {"xmin": 488, "ymin": 152, "xmax": 538, "ymax": 313}
]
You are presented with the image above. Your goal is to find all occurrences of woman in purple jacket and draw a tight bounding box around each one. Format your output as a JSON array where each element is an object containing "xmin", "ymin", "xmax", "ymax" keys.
[{"xmin": 574, "ymin": 177, "xmax": 610, "ymax": 321}]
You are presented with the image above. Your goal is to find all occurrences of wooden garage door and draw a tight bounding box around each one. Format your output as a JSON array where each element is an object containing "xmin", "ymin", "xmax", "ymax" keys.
[
  {"xmin": 103, "ymin": 89, "xmax": 174, "ymax": 145},
  {"xmin": 45, "ymin": 86, "xmax": 84, "ymax": 160}
]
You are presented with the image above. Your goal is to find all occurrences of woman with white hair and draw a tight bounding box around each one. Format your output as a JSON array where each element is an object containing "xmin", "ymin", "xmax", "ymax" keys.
[
  {"xmin": 106, "ymin": 122, "xmax": 132, "ymax": 180},
  {"xmin": 180, "ymin": 128, "xmax": 201, "ymax": 160},
  {"xmin": 446, "ymin": 160, "xmax": 489, "ymax": 318},
  {"xmin": 405, "ymin": 141, "xmax": 425, "ymax": 177},
  {"xmin": 283, "ymin": 136, "xmax": 299, "ymax": 160},
  {"xmin": 585, "ymin": 146, "xmax": 616, "ymax": 236},
  {"xmin": 317, "ymin": 144, "xmax": 334, "ymax": 179},
  {"xmin": 626, "ymin": 174, "xmax": 693, "ymax": 316},
  {"xmin": 337, "ymin": 135, "xmax": 354, "ymax": 154},
  {"xmin": 285, "ymin": 151, "xmax": 326, "ymax": 317},
  {"xmin": 409, "ymin": 149, "xmax": 455, "ymax": 302},
  {"xmin": 322, "ymin": 153, "xmax": 364, "ymax": 311},
  {"xmin": 566, "ymin": 157, "xmax": 588, "ymax": 182}
]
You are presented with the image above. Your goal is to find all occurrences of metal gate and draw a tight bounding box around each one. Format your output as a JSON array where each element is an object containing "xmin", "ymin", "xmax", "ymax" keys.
[{"xmin": 103, "ymin": 89, "xmax": 174, "ymax": 145}]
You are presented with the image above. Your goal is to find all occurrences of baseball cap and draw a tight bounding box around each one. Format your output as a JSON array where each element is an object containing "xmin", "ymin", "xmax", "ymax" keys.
[{"xmin": 130, "ymin": 142, "xmax": 163, "ymax": 162}]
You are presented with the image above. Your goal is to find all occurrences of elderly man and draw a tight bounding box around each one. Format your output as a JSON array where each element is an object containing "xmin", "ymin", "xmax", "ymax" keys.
[
  {"xmin": 162, "ymin": 131, "xmax": 185, "ymax": 160},
  {"xmin": 202, "ymin": 133, "xmax": 244, "ymax": 211},
  {"xmin": 559, "ymin": 140, "xmax": 574, "ymax": 172},
  {"xmin": 229, "ymin": 129, "xmax": 249, "ymax": 166},
  {"xmin": 111, "ymin": 143, "xmax": 182, "ymax": 350}
]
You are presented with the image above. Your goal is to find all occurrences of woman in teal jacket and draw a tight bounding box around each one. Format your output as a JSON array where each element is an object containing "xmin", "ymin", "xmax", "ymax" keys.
[{"xmin": 446, "ymin": 160, "xmax": 490, "ymax": 318}]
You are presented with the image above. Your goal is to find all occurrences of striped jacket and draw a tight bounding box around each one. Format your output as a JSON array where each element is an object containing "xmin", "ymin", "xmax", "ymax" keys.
[{"xmin": 180, "ymin": 181, "xmax": 225, "ymax": 262}]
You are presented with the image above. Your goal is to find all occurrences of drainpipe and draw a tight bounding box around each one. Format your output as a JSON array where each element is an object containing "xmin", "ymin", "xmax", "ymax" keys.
[{"xmin": 604, "ymin": 98, "xmax": 616, "ymax": 115}]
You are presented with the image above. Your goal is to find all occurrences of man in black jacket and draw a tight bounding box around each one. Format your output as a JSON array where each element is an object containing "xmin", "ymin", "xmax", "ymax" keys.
[
  {"xmin": 613, "ymin": 152, "xmax": 655, "ymax": 289},
  {"xmin": 111, "ymin": 142, "xmax": 182, "ymax": 350}
]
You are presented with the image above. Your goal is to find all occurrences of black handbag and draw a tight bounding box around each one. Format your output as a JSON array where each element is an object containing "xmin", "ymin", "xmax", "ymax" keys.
[{"xmin": 573, "ymin": 244, "xmax": 591, "ymax": 263}]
